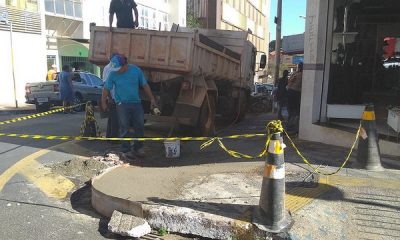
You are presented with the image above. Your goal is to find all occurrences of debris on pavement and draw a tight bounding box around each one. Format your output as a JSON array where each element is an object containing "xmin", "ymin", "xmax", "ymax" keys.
[{"xmin": 108, "ymin": 210, "xmax": 152, "ymax": 238}]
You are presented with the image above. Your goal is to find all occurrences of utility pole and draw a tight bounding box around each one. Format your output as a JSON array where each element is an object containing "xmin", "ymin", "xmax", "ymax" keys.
[{"xmin": 274, "ymin": 0, "xmax": 282, "ymax": 85}]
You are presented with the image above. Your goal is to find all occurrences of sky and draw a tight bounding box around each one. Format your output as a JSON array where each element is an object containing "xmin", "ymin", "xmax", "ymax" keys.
[{"xmin": 269, "ymin": 0, "xmax": 307, "ymax": 41}]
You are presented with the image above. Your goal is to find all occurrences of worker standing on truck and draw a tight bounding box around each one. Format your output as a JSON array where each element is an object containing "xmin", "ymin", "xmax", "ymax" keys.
[
  {"xmin": 101, "ymin": 54, "xmax": 156, "ymax": 158},
  {"xmin": 109, "ymin": 0, "xmax": 139, "ymax": 31}
]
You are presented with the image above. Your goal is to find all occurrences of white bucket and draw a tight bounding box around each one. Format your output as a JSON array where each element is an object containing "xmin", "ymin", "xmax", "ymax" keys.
[{"xmin": 164, "ymin": 140, "xmax": 180, "ymax": 158}]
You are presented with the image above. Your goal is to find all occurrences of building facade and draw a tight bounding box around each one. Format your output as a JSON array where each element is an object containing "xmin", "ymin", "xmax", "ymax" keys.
[
  {"xmin": 301, "ymin": 0, "xmax": 400, "ymax": 156},
  {"xmin": 0, "ymin": 0, "xmax": 186, "ymax": 106},
  {"xmin": 187, "ymin": 0, "xmax": 270, "ymax": 82},
  {"xmin": 0, "ymin": 0, "xmax": 46, "ymax": 106}
]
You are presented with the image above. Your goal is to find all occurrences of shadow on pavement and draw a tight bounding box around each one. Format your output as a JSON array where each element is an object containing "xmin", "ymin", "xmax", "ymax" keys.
[
  {"xmin": 286, "ymin": 182, "xmax": 400, "ymax": 212},
  {"xmin": 147, "ymin": 197, "xmax": 254, "ymax": 222},
  {"xmin": 70, "ymin": 182, "xmax": 135, "ymax": 239}
]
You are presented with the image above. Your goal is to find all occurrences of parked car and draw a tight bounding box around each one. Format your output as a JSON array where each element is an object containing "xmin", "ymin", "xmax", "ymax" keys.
[
  {"xmin": 25, "ymin": 71, "xmax": 104, "ymax": 112},
  {"xmin": 252, "ymin": 83, "xmax": 274, "ymax": 96}
]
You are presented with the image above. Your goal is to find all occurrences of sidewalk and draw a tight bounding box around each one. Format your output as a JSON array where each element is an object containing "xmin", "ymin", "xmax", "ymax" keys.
[
  {"xmin": 83, "ymin": 112, "xmax": 400, "ymax": 239},
  {"xmin": 0, "ymin": 103, "xmax": 36, "ymax": 115}
]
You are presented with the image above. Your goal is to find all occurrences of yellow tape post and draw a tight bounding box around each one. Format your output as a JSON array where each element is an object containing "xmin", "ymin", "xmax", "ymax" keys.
[{"xmin": 361, "ymin": 111, "xmax": 375, "ymax": 121}]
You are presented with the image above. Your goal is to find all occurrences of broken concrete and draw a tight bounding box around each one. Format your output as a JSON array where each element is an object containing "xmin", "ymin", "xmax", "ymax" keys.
[
  {"xmin": 91, "ymin": 163, "xmax": 270, "ymax": 239},
  {"xmin": 108, "ymin": 210, "xmax": 151, "ymax": 238}
]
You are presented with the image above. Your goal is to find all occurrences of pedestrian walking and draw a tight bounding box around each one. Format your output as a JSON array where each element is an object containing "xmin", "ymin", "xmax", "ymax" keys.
[
  {"xmin": 59, "ymin": 65, "xmax": 75, "ymax": 114},
  {"xmin": 102, "ymin": 54, "xmax": 120, "ymax": 139},
  {"xmin": 101, "ymin": 54, "xmax": 156, "ymax": 158},
  {"xmin": 286, "ymin": 62, "xmax": 303, "ymax": 132},
  {"xmin": 276, "ymin": 70, "xmax": 289, "ymax": 120},
  {"xmin": 109, "ymin": 0, "xmax": 139, "ymax": 31}
]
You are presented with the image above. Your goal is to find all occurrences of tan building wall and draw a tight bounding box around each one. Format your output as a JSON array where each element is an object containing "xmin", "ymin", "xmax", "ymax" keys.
[{"xmin": 218, "ymin": 0, "xmax": 269, "ymax": 55}]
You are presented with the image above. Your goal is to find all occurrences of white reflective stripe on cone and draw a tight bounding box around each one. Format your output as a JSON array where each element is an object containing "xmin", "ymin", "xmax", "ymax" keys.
[{"xmin": 263, "ymin": 164, "xmax": 285, "ymax": 179}]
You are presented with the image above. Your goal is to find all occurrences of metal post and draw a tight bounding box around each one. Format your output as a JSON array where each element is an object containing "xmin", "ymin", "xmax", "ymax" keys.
[
  {"xmin": 274, "ymin": 0, "xmax": 282, "ymax": 85},
  {"xmin": 356, "ymin": 104, "xmax": 384, "ymax": 171},
  {"xmin": 9, "ymin": 21, "xmax": 18, "ymax": 108}
]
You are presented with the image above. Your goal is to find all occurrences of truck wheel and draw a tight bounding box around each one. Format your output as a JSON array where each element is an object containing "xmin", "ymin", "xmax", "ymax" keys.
[
  {"xmin": 236, "ymin": 89, "xmax": 248, "ymax": 122},
  {"xmin": 197, "ymin": 94, "xmax": 216, "ymax": 136},
  {"xmin": 35, "ymin": 103, "xmax": 50, "ymax": 113},
  {"xmin": 73, "ymin": 94, "xmax": 85, "ymax": 112}
]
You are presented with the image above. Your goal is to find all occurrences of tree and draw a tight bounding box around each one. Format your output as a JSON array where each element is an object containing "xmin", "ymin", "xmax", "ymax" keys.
[
  {"xmin": 269, "ymin": 40, "xmax": 276, "ymax": 52},
  {"xmin": 186, "ymin": 12, "xmax": 203, "ymax": 28}
]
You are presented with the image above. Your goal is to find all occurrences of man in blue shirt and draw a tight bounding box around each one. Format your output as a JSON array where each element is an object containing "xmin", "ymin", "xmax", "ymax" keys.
[{"xmin": 101, "ymin": 54, "xmax": 156, "ymax": 157}]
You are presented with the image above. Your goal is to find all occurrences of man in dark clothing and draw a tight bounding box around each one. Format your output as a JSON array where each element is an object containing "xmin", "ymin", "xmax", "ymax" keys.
[
  {"xmin": 109, "ymin": 0, "xmax": 139, "ymax": 31},
  {"xmin": 276, "ymin": 70, "xmax": 289, "ymax": 120}
]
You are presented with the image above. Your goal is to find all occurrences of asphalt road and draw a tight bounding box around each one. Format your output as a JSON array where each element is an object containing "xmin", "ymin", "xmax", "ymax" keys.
[{"xmin": 0, "ymin": 111, "xmax": 112, "ymax": 240}]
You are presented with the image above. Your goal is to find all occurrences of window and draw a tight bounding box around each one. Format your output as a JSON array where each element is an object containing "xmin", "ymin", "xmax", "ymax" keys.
[
  {"xmin": 73, "ymin": 1, "xmax": 81, "ymax": 18},
  {"xmin": 162, "ymin": 12, "xmax": 168, "ymax": 30},
  {"xmin": 45, "ymin": 0, "xmax": 82, "ymax": 18},
  {"xmin": 55, "ymin": 0, "xmax": 64, "ymax": 14},
  {"xmin": 138, "ymin": 5, "xmax": 167, "ymax": 30},
  {"xmin": 89, "ymin": 74, "xmax": 103, "ymax": 86},
  {"xmin": 65, "ymin": 0, "xmax": 74, "ymax": 17},
  {"xmin": 45, "ymin": 0, "xmax": 55, "ymax": 12}
]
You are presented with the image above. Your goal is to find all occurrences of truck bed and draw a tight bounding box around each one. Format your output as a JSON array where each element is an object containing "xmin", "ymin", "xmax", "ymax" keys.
[{"xmin": 89, "ymin": 26, "xmax": 244, "ymax": 81}]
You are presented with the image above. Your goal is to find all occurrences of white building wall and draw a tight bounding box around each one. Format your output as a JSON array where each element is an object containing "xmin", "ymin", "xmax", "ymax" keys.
[
  {"xmin": 0, "ymin": 31, "xmax": 47, "ymax": 106},
  {"xmin": 82, "ymin": 0, "xmax": 109, "ymax": 39}
]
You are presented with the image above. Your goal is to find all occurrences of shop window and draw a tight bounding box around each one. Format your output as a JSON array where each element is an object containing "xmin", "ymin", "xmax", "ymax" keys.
[{"xmin": 328, "ymin": 0, "xmax": 400, "ymax": 121}]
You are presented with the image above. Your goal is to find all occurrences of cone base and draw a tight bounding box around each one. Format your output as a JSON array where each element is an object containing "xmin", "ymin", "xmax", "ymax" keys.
[
  {"xmin": 353, "ymin": 161, "xmax": 385, "ymax": 171},
  {"xmin": 252, "ymin": 207, "xmax": 293, "ymax": 233}
]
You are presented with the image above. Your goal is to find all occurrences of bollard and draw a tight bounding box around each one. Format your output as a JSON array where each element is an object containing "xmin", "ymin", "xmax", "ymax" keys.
[
  {"xmin": 253, "ymin": 132, "xmax": 292, "ymax": 233},
  {"xmin": 356, "ymin": 104, "xmax": 384, "ymax": 171}
]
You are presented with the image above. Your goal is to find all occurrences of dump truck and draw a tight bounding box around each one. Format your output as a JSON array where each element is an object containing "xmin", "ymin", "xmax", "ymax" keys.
[{"xmin": 88, "ymin": 24, "xmax": 266, "ymax": 135}]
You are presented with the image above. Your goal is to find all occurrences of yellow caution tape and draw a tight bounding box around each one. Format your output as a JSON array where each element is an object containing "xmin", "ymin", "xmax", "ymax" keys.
[
  {"xmin": 202, "ymin": 120, "xmax": 361, "ymax": 176},
  {"xmin": 0, "ymin": 110, "xmax": 361, "ymax": 176},
  {"xmin": 283, "ymin": 123, "xmax": 362, "ymax": 176},
  {"xmin": 0, "ymin": 132, "xmax": 267, "ymax": 142},
  {"xmin": 0, "ymin": 103, "xmax": 87, "ymax": 125},
  {"xmin": 200, "ymin": 121, "xmax": 283, "ymax": 159}
]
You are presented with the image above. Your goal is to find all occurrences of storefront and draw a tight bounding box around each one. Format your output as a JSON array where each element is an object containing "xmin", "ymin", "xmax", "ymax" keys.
[{"xmin": 300, "ymin": 0, "xmax": 400, "ymax": 156}]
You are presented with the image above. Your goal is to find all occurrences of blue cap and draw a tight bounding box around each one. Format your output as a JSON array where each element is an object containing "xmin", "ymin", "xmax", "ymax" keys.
[{"xmin": 109, "ymin": 54, "xmax": 126, "ymax": 72}]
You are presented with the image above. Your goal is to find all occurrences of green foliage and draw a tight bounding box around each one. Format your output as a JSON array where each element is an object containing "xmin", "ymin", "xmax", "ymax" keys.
[
  {"xmin": 158, "ymin": 227, "xmax": 169, "ymax": 236},
  {"xmin": 186, "ymin": 12, "xmax": 203, "ymax": 28}
]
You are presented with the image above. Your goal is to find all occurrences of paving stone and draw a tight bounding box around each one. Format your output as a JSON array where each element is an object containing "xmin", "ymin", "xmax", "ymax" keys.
[{"xmin": 108, "ymin": 210, "xmax": 151, "ymax": 238}]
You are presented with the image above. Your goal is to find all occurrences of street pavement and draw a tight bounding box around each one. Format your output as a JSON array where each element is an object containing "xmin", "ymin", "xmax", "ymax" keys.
[{"xmin": 0, "ymin": 111, "xmax": 110, "ymax": 239}]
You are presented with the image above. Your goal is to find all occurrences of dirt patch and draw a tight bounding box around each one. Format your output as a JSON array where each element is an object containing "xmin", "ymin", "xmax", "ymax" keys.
[
  {"xmin": 49, "ymin": 152, "xmax": 127, "ymax": 183},
  {"xmin": 50, "ymin": 158, "xmax": 109, "ymax": 183}
]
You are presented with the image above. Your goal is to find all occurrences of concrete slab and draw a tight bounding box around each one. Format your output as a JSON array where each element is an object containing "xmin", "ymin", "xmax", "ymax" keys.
[{"xmin": 91, "ymin": 162, "xmax": 400, "ymax": 239}]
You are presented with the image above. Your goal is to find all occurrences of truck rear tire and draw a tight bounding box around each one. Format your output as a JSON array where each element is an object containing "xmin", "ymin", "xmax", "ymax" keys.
[
  {"xmin": 235, "ymin": 89, "xmax": 248, "ymax": 122},
  {"xmin": 196, "ymin": 93, "xmax": 216, "ymax": 136}
]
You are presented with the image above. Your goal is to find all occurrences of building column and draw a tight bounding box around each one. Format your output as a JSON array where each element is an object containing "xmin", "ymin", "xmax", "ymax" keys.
[{"xmin": 299, "ymin": 0, "xmax": 330, "ymax": 139}]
